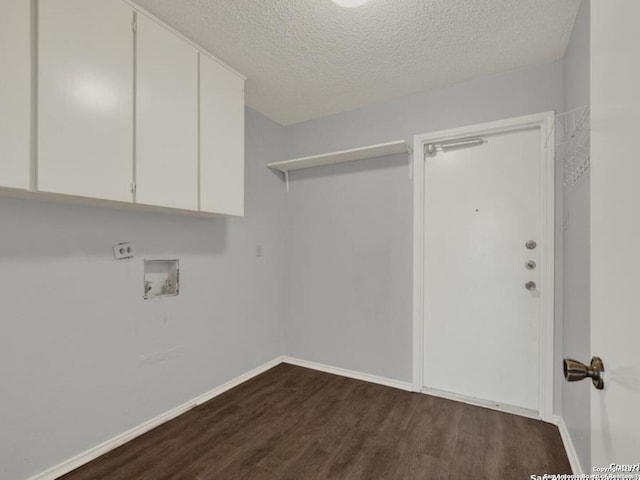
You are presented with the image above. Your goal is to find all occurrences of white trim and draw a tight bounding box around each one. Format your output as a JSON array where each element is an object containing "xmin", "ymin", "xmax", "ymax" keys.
[
  {"xmin": 411, "ymin": 112, "xmax": 556, "ymax": 422},
  {"xmin": 554, "ymin": 415, "xmax": 584, "ymax": 475},
  {"xmin": 411, "ymin": 125, "xmax": 425, "ymax": 391},
  {"xmin": 26, "ymin": 357, "xmax": 283, "ymax": 480},
  {"xmin": 422, "ymin": 386, "xmax": 540, "ymax": 421},
  {"xmin": 281, "ymin": 356, "xmax": 413, "ymax": 392},
  {"xmin": 538, "ymin": 111, "xmax": 556, "ymax": 422},
  {"xmin": 0, "ymin": 187, "xmax": 223, "ymax": 218}
]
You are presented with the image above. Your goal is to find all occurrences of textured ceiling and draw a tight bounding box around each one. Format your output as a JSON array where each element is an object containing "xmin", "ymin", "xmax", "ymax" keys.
[{"xmin": 133, "ymin": 0, "xmax": 580, "ymax": 125}]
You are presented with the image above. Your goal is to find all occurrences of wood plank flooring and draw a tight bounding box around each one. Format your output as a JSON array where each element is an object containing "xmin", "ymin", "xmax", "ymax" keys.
[{"xmin": 58, "ymin": 363, "xmax": 571, "ymax": 480}]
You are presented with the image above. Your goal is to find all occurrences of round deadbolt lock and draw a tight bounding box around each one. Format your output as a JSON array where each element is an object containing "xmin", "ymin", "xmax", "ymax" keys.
[
  {"xmin": 525, "ymin": 281, "xmax": 537, "ymax": 291},
  {"xmin": 525, "ymin": 260, "xmax": 536, "ymax": 270},
  {"xmin": 526, "ymin": 240, "xmax": 537, "ymax": 250}
]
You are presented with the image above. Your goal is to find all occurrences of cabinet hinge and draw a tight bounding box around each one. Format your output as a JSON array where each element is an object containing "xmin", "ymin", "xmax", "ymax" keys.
[{"xmin": 130, "ymin": 182, "xmax": 137, "ymax": 194}]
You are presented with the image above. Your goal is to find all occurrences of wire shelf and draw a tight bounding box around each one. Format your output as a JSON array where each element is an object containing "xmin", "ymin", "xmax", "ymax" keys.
[{"xmin": 548, "ymin": 106, "xmax": 590, "ymax": 186}]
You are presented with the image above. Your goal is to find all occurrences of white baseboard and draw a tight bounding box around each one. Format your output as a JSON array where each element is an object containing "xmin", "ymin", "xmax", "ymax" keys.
[
  {"xmin": 27, "ymin": 357, "xmax": 283, "ymax": 480},
  {"xmin": 281, "ymin": 356, "xmax": 413, "ymax": 392},
  {"xmin": 421, "ymin": 386, "xmax": 541, "ymax": 421},
  {"xmin": 553, "ymin": 415, "xmax": 584, "ymax": 475}
]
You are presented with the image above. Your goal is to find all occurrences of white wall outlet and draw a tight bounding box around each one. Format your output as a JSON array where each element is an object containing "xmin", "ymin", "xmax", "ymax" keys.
[{"xmin": 113, "ymin": 242, "xmax": 136, "ymax": 260}]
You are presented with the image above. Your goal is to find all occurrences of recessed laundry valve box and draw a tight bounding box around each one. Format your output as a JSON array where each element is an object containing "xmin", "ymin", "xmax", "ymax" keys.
[{"xmin": 144, "ymin": 260, "xmax": 179, "ymax": 299}]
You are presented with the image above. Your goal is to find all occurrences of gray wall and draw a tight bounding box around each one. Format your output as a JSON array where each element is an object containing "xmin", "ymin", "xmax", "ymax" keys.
[
  {"xmin": 0, "ymin": 108, "xmax": 286, "ymax": 480},
  {"xmin": 562, "ymin": 0, "xmax": 591, "ymax": 471},
  {"xmin": 282, "ymin": 61, "xmax": 565, "ymax": 390}
]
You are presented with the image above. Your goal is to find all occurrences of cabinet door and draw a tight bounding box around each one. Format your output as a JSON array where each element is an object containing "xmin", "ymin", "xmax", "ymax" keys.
[
  {"xmin": 199, "ymin": 54, "xmax": 245, "ymax": 216},
  {"xmin": 0, "ymin": 0, "xmax": 30, "ymax": 190},
  {"xmin": 136, "ymin": 14, "xmax": 198, "ymax": 211},
  {"xmin": 38, "ymin": 0, "xmax": 134, "ymax": 202}
]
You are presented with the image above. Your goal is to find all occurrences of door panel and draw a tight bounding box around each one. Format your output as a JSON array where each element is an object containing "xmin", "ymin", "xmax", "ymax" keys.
[
  {"xmin": 423, "ymin": 127, "xmax": 541, "ymax": 411},
  {"xmin": 0, "ymin": 0, "xmax": 30, "ymax": 189},
  {"xmin": 199, "ymin": 53, "xmax": 245, "ymax": 216},
  {"xmin": 590, "ymin": 0, "xmax": 640, "ymax": 465},
  {"xmin": 38, "ymin": 0, "xmax": 134, "ymax": 201},
  {"xmin": 136, "ymin": 13, "xmax": 198, "ymax": 211}
]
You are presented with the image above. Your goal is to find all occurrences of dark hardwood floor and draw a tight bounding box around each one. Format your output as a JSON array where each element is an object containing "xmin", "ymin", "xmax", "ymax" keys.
[{"xmin": 58, "ymin": 363, "xmax": 571, "ymax": 480}]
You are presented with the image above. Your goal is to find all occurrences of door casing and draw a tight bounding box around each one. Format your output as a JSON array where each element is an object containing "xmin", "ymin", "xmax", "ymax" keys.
[{"xmin": 411, "ymin": 112, "xmax": 555, "ymax": 422}]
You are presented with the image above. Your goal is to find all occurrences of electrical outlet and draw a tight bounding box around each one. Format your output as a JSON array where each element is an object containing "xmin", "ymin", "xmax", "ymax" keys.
[{"xmin": 113, "ymin": 242, "xmax": 136, "ymax": 260}]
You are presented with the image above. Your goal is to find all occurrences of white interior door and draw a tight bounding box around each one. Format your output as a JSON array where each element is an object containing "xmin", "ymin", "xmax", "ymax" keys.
[
  {"xmin": 423, "ymin": 127, "xmax": 543, "ymax": 413},
  {"xmin": 590, "ymin": 0, "xmax": 640, "ymax": 466}
]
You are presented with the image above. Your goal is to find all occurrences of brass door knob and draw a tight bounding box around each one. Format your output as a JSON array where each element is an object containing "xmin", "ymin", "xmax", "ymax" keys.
[
  {"xmin": 563, "ymin": 357, "xmax": 605, "ymax": 390},
  {"xmin": 525, "ymin": 281, "xmax": 536, "ymax": 291}
]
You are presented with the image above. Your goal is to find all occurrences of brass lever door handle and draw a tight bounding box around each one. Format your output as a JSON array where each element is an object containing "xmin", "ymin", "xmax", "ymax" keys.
[{"xmin": 563, "ymin": 357, "xmax": 605, "ymax": 390}]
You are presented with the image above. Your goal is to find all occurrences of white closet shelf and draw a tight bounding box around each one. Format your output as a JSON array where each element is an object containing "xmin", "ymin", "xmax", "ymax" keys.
[{"xmin": 267, "ymin": 140, "xmax": 411, "ymax": 173}]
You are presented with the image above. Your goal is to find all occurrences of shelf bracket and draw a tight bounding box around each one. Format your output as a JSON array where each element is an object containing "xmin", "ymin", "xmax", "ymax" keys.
[{"xmin": 285, "ymin": 171, "xmax": 290, "ymax": 193}]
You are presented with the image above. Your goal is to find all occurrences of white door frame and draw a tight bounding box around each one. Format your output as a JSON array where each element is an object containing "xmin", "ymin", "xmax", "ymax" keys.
[{"xmin": 411, "ymin": 112, "xmax": 555, "ymax": 422}]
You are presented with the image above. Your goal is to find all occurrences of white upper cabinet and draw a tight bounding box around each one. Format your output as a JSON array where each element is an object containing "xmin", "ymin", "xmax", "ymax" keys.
[
  {"xmin": 135, "ymin": 13, "xmax": 199, "ymax": 211},
  {"xmin": 38, "ymin": 0, "xmax": 134, "ymax": 202},
  {"xmin": 0, "ymin": 0, "xmax": 31, "ymax": 190},
  {"xmin": 6, "ymin": 1, "xmax": 244, "ymax": 215},
  {"xmin": 199, "ymin": 53, "xmax": 245, "ymax": 216}
]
